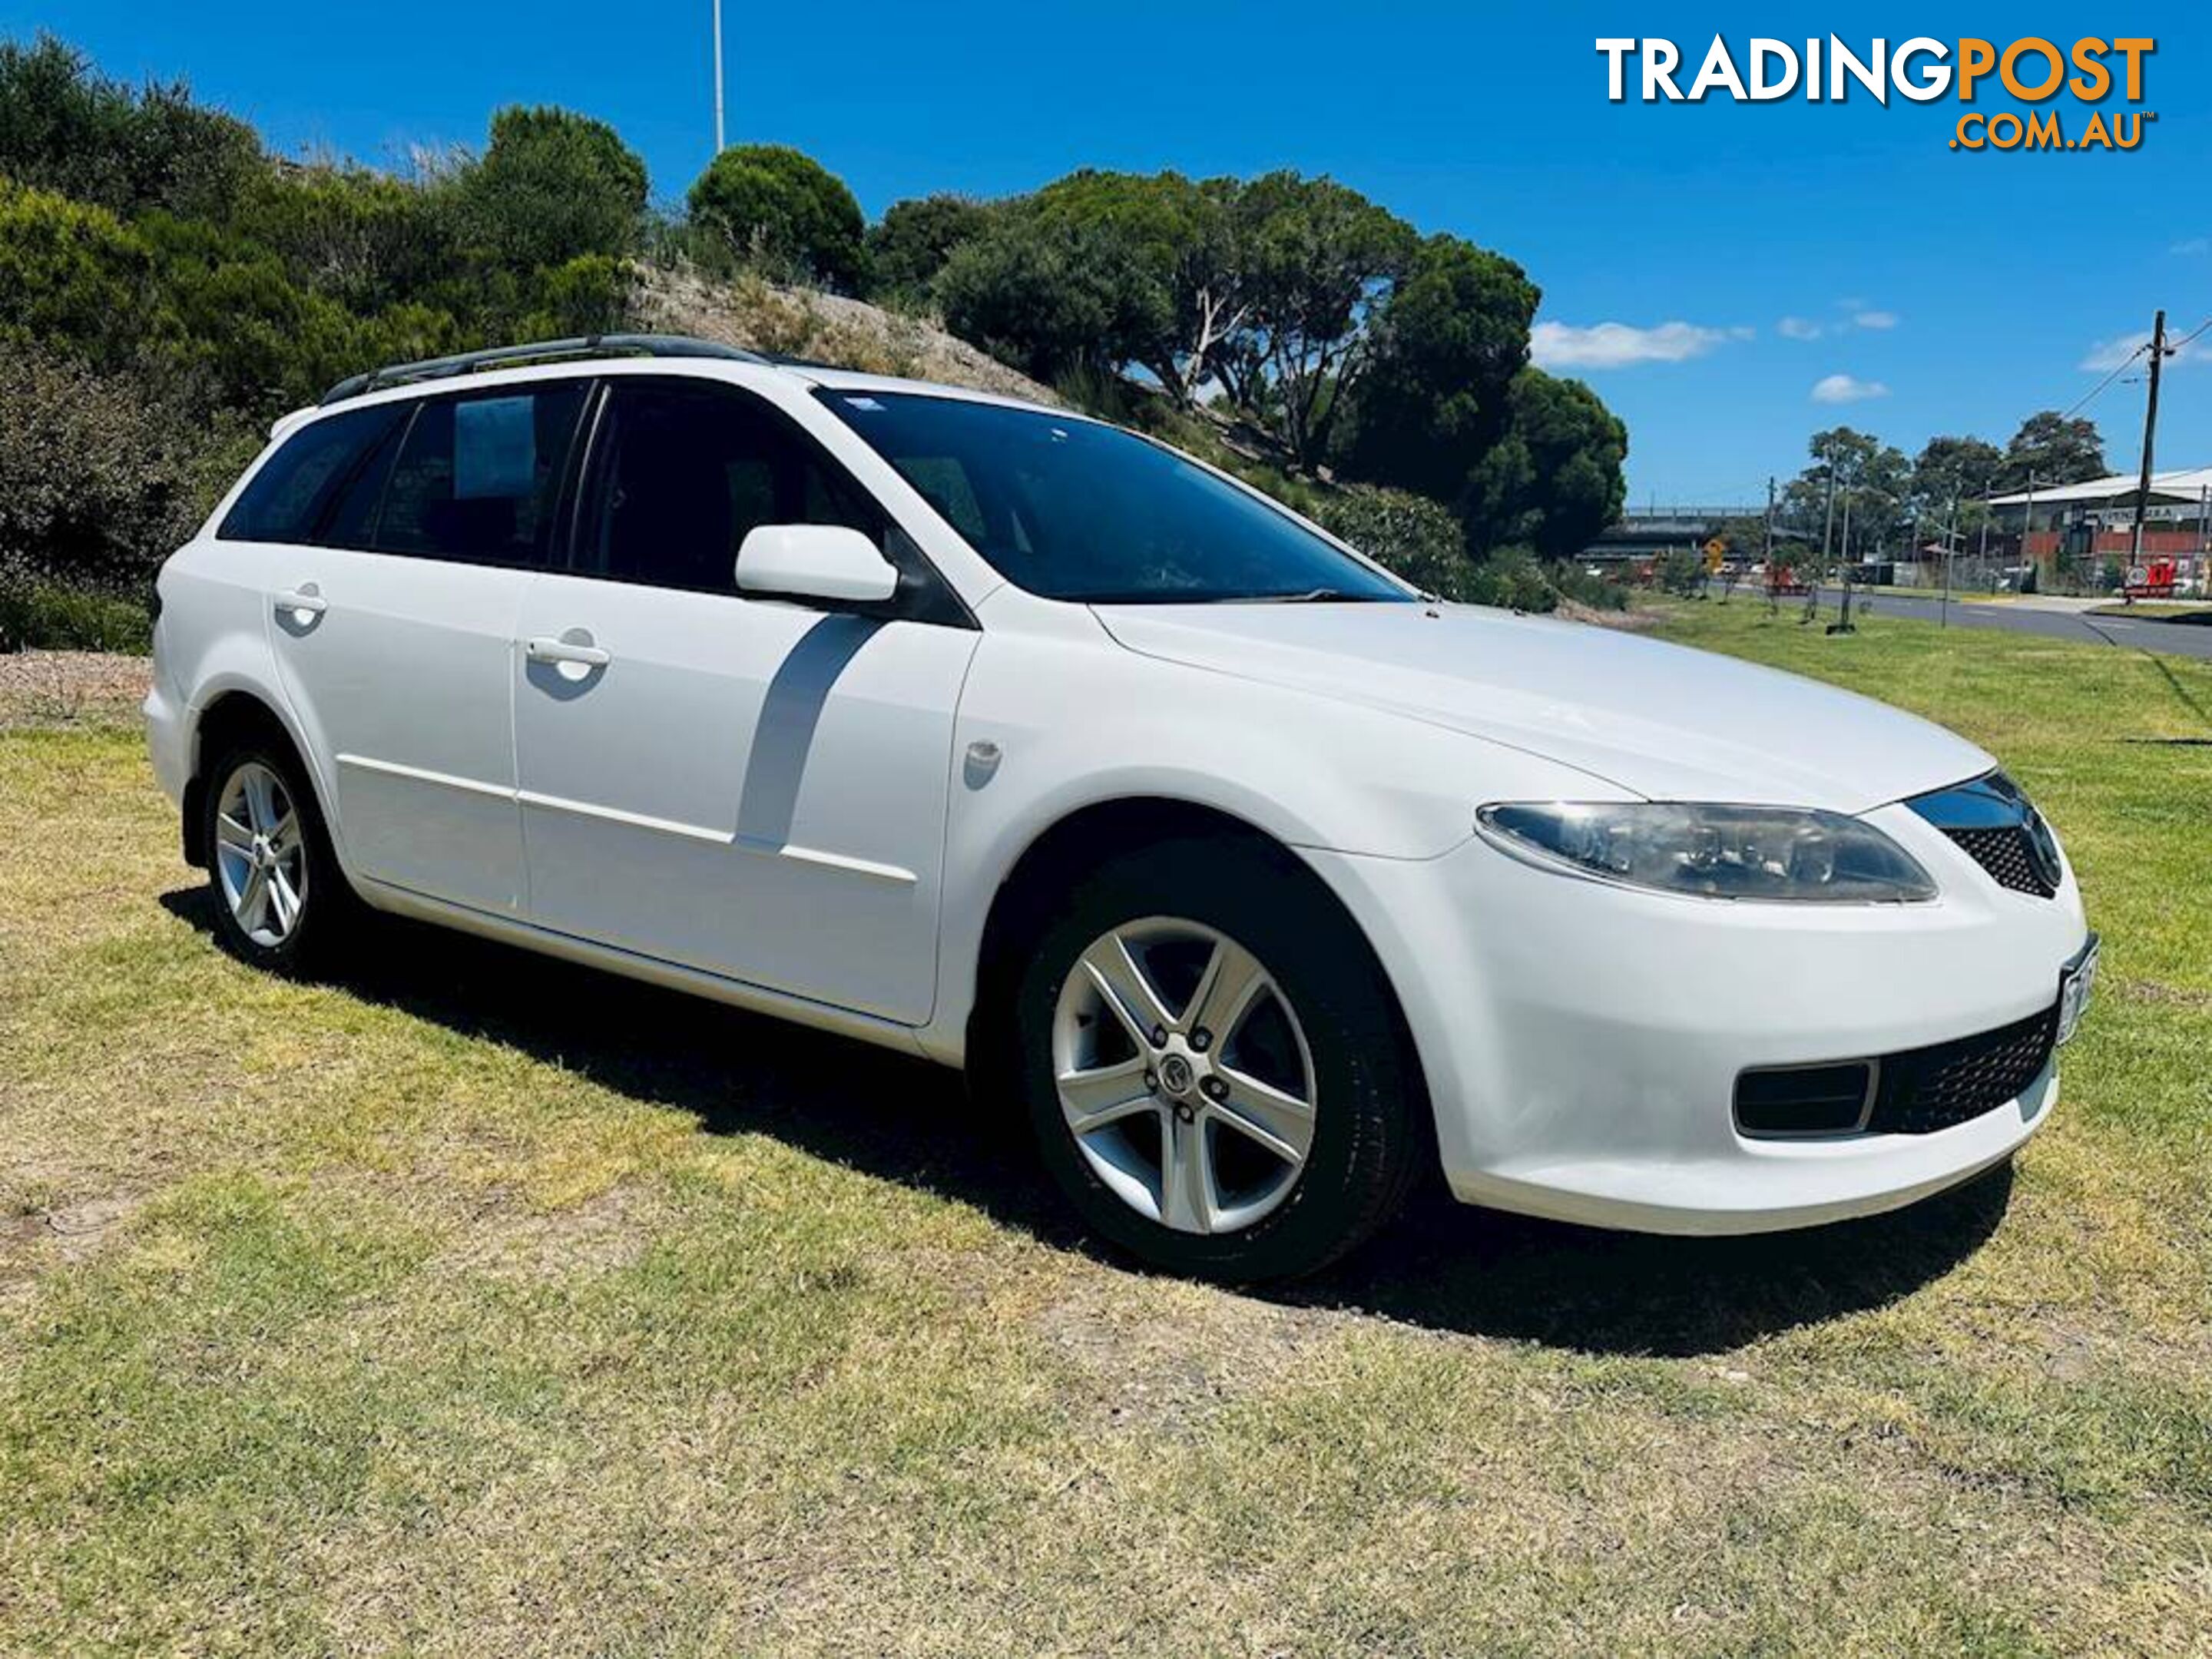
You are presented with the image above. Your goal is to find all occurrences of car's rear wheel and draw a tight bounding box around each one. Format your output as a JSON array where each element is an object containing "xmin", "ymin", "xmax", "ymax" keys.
[
  {"xmin": 201, "ymin": 742, "xmax": 354, "ymax": 975},
  {"xmin": 1015, "ymin": 836, "xmax": 1425, "ymax": 1282}
]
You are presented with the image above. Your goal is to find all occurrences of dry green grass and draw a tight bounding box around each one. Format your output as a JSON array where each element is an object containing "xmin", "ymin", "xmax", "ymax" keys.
[{"xmin": 3, "ymin": 606, "xmax": 2210, "ymax": 1655}]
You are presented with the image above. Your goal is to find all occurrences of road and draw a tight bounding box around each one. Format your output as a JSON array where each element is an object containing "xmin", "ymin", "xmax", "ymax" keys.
[{"xmin": 1801, "ymin": 587, "xmax": 2212, "ymax": 662}]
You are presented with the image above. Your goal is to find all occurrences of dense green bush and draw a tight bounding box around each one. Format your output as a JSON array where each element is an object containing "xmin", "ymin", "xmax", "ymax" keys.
[
  {"xmin": 864, "ymin": 193, "xmax": 992, "ymax": 300},
  {"xmin": 0, "ymin": 34, "xmax": 260, "ymax": 222},
  {"xmin": 0, "ymin": 559, "xmax": 154, "ymax": 653},
  {"xmin": 1462, "ymin": 546, "xmax": 1557, "ymax": 611},
  {"xmin": 687, "ymin": 144, "xmax": 865, "ymax": 290},
  {"xmin": 0, "ymin": 352, "xmax": 248, "ymax": 593},
  {"xmin": 935, "ymin": 214, "xmax": 1167, "ymax": 383},
  {"xmin": 0, "ymin": 179, "xmax": 161, "ymax": 369},
  {"xmin": 460, "ymin": 106, "xmax": 647, "ymax": 274},
  {"xmin": 1306, "ymin": 488, "xmax": 1475, "ymax": 600}
]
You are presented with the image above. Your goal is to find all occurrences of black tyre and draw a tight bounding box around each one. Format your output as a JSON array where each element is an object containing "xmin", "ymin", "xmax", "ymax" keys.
[
  {"xmin": 200, "ymin": 739, "xmax": 357, "ymax": 976},
  {"xmin": 1015, "ymin": 835, "xmax": 1426, "ymax": 1282}
]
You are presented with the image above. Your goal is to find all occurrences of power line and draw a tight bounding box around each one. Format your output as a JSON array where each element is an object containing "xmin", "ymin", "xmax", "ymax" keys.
[
  {"xmin": 2062, "ymin": 342, "xmax": 2149, "ymax": 422},
  {"xmin": 2165, "ymin": 315, "xmax": 2212, "ymax": 353}
]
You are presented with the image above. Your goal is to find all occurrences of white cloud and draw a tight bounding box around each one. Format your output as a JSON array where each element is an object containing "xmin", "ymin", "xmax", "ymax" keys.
[
  {"xmin": 1812, "ymin": 373, "xmax": 1889, "ymax": 404},
  {"xmin": 2081, "ymin": 331, "xmax": 2202, "ymax": 372},
  {"xmin": 2171, "ymin": 237, "xmax": 2209, "ymax": 256},
  {"xmin": 1779, "ymin": 305, "xmax": 1897, "ymax": 339},
  {"xmin": 1529, "ymin": 320, "xmax": 1737, "ymax": 369}
]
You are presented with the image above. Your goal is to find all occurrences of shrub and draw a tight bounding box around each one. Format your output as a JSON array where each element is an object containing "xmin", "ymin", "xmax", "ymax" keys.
[
  {"xmin": 865, "ymin": 194, "xmax": 992, "ymax": 300},
  {"xmin": 460, "ymin": 105, "xmax": 647, "ymax": 273},
  {"xmin": 935, "ymin": 214, "xmax": 1167, "ymax": 383},
  {"xmin": 0, "ymin": 352, "xmax": 246, "ymax": 594},
  {"xmin": 1463, "ymin": 545, "xmax": 1558, "ymax": 611},
  {"xmin": 0, "ymin": 555, "xmax": 152, "ymax": 654},
  {"xmin": 0, "ymin": 178, "xmax": 161, "ymax": 370},
  {"xmin": 1306, "ymin": 487, "xmax": 1475, "ymax": 600},
  {"xmin": 0, "ymin": 34, "xmax": 262, "ymax": 223},
  {"xmin": 687, "ymin": 144, "xmax": 865, "ymax": 290}
]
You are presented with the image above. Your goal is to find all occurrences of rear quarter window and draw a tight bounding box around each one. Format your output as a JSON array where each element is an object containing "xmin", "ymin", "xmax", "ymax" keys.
[{"xmin": 217, "ymin": 404, "xmax": 409, "ymax": 545}]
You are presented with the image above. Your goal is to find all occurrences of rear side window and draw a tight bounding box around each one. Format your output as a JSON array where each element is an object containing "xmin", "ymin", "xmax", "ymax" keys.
[
  {"xmin": 373, "ymin": 382, "xmax": 587, "ymax": 568},
  {"xmin": 217, "ymin": 405, "xmax": 407, "ymax": 544}
]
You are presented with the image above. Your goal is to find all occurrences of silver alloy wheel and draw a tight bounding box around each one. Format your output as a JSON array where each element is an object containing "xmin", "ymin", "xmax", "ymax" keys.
[
  {"xmin": 1051, "ymin": 916, "xmax": 1317, "ymax": 1236},
  {"xmin": 214, "ymin": 760, "xmax": 309, "ymax": 949}
]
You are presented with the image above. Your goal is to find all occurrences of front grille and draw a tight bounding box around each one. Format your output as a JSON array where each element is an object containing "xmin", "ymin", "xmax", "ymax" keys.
[
  {"xmin": 1866, "ymin": 1004, "xmax": 2058, "ymax": 1134},
  {"xmin": 1906, "ymin": 771, "xmax": 2063, "ymax": 899},
  {"xmin": 1943, "ymin": 825, "xmax": 2058, "ymax": 898}
]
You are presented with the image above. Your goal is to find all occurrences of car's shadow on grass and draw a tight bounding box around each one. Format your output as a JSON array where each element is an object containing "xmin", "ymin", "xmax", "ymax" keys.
[{"xmin": 162, "ymin": 887, "xmax": 2013, "ymax": 1359}]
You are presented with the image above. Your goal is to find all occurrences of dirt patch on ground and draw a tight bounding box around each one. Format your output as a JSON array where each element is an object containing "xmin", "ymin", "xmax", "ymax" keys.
[
  {"xmin": 2114, "ymin": 976, "xmax": 2212, "ymax": 1012},
  {"xmin": 1032, "ymin": 1277, "xmax": 1348, "ymax": 1436},
  {"xmin": 429, "ymin": 1183, "xmax": 658, "ymax": 1283},
  {"xmin": 0, "ymin": 650, "xmax": 150, "ymax": 729},
  {"xmin": 0, "ymin": 1191, "xmax": 146, "ymax": 1290}
]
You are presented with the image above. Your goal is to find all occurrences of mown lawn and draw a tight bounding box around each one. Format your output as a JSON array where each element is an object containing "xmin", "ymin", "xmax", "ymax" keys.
[{"xmin": 2, "ymin": 605, "xmax": 2208, "ymax": 1656}]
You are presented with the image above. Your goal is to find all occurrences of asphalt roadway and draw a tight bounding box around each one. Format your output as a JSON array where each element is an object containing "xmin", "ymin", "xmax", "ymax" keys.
[{"xmin": 1796, "ymin": 587, "xmax": 2212, "ymax": 663}]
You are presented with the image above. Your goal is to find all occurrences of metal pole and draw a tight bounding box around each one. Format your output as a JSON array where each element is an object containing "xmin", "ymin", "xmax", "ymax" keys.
[
  {"xmin": 1943, "ymin": 493, "xmax": 1959, "ymax": 627},
  {"xmin": 2022, "ymin": 472, "xmax": 2037, "ymax": 591},
  {"xmin": 2131, "ymin": 308, "xmax": 2165, "ymax": 578},
  {"xmin": 712, "ymin": 0, "xmax": 726, "ymax": 154},
  {"xmin": 1976, "ymin": 487, "xmax": 1992, "ymax": 594},
  {"xmin": 2199, "ymin": 483, "xmax": 2210, "ymax": 598}
]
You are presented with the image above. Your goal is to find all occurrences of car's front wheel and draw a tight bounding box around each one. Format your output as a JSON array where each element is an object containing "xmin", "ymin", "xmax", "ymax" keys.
[
  {"xmin": 1015, "ymin": 837, "xmax": 1425, "ymax": 1281},
  {"xmin": 201, "ymin": 742, "xmax": 354, "ymax": 975}
]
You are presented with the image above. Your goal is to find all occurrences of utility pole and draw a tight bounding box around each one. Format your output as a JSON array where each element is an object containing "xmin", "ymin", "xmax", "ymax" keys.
[
  {"xmin": 2130, "ymin": 307, "xmax": 2167, "ymax": 576},
  {"xmin": 2199, "ymin": 482, "xmax": 2210, "ymax": 598},
  {"xmin": 1820, "ymin": 450, "xmax": 1839, "ymax": 575},
  {"xmin": 2022, "ymin": 472, "xmax": 2038, "ymax": 591},
  {"xmin": 1942, "ymin": 493, "xmax": 1960, "ymax": 628},
  {"xmin": 711, "ymin": 0, "xmax": 726, "ymax": 154},
  {"xmin": 1833, "ymin": 488, "xmax": 1857, "ymax": 633},
  {"xmin": 1976, "ymin": 486, "xmax": 1992, "ymax": 595},
  {"xmin": 1763, "ymin": 477, "xmax": 1779, "ymax": 615}
]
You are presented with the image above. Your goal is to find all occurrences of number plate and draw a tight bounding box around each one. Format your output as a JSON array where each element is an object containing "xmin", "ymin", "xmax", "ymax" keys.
[{"xmin": 2056, "ymin": 935, "xmax": 2098, "ymax": 1047}]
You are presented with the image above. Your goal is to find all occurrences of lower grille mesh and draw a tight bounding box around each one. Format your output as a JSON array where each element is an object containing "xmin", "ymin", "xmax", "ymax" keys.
[{"xmin": 1868, "ymin": 1004, "xmax": 2058, "ymax": 1134}]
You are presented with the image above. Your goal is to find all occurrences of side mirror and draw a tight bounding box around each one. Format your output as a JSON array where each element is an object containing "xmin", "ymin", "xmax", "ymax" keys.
[{"xmin": 735, "ymin": 524, "xmax": 899, "ymax": 606}]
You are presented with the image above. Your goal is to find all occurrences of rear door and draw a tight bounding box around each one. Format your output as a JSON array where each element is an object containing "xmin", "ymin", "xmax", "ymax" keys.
[
  {"xmin": 511, "ymin": 376, "xmax": 978, "ymax": 1023},
  {"xmin": 260, "ymin": 379, "xmax": 588, "ymax": 911}
]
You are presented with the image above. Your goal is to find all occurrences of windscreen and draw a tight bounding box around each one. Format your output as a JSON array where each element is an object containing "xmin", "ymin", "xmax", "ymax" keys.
[{"xmin": 817, "ymin": 390, "xmax": 1412, "ymax": 605}]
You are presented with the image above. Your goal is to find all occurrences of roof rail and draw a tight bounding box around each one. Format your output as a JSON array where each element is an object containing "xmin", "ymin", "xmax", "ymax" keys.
[{"xmin": 317, "ymin": 333, "xmax": 772, "ymax": 406}]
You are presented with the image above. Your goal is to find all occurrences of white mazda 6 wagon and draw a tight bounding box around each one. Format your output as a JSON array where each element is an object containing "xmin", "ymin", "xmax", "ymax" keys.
[{"xmin": 146, "ymin": 335, "xmax": 2096, "ymax": 1280}]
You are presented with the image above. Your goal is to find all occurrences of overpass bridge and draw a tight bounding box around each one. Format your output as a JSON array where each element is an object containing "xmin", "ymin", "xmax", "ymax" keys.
[{"xmin": 1582, "ymin": 505, "xmax": 1806, "ymax": 562}]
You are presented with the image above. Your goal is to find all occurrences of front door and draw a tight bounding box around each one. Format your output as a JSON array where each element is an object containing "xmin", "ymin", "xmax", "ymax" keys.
[{"xmin": 512, "ymin": 378, "xmax": 977, "ymax": 1024}]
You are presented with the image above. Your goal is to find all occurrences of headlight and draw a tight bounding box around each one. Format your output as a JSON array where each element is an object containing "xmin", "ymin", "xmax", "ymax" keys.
[{"xmin": 1475, "ymin": 802, "xmax": 1937, "ymax": 903}]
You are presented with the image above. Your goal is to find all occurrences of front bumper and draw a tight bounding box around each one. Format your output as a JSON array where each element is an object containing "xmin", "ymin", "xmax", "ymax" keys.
[{"xmin": 1302, "ymin": 800, "xmax": 2091, "ymax": 1235}]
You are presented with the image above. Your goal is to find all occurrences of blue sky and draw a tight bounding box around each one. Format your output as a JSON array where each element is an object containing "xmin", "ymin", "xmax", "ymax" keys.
[{"xmin": 15, "ymin": 2, "xmax": 2210, "ymax": 504}]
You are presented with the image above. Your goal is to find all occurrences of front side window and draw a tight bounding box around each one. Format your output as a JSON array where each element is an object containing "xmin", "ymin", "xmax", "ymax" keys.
[
  {"xmin": 373, "ymin": 382, "xmax": 587, "ymax": 567},
  {"xmin": 816, "ymin": 391, "xmax": 1412, "ymax": 605},
  {"xmin": 578, "ymin": 380, "xmax": 882, "ymax": 596},
  {"xmin": 217, "ymin": 404, "xmax": 408, "ymax": 545}
]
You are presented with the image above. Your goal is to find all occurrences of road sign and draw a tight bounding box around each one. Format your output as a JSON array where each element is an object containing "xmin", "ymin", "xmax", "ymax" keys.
[{"xmin": 1704, "ymin": 537, "xmax": 1727, "ymax": 571}]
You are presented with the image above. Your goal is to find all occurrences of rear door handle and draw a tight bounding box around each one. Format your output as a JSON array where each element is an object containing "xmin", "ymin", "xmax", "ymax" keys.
[
  {"xmin": 273, "ymin": 588, "xmax": 327, "ymax": 617},
  {"xmin": 526, "ymin": 634, "xmax": 611, "ymax": 667}
]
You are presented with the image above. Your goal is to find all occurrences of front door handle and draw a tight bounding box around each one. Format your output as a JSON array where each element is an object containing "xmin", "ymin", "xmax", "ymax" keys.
[{"xmin": 526, "ymin": 634, "xmax": 612, "ymax": 668}]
